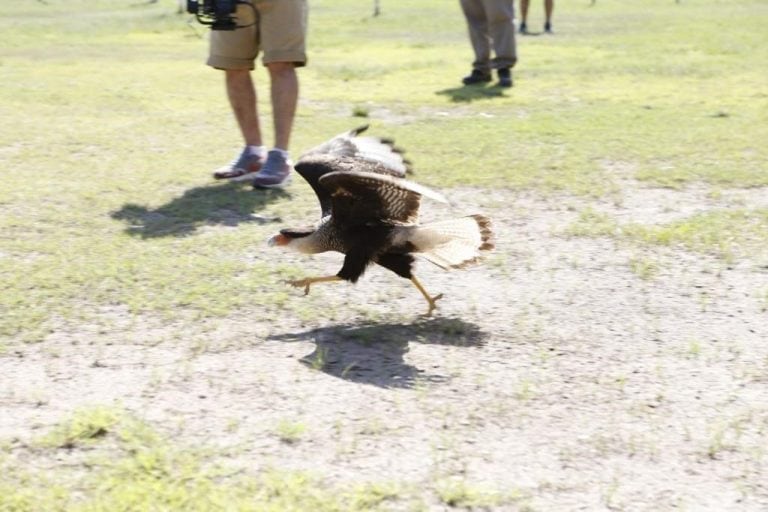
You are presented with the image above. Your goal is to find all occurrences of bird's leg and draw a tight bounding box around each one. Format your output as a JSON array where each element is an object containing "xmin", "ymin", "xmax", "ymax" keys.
[
  {"xmin": 286, "ymin": 275, "xmax": 342, "ymax": 296},
  {"xmin": 410, "ymin": 276, "xmax": 443, "ymax": 316}
]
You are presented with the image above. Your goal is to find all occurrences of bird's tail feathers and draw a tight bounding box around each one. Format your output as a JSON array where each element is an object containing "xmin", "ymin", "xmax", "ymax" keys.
[{"xmin": 412, "ymin": 214, "xmax": 494, "ymax": 270}]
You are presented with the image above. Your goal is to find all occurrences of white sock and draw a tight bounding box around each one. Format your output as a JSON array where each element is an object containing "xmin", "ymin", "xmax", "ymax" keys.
[
  {"xmin": 247, "ymin": 145, "xmax": 266, "ymax": 157},
  {"xmin": 271, "ymin": 148, "xmax": 289, "ymax": 159}
]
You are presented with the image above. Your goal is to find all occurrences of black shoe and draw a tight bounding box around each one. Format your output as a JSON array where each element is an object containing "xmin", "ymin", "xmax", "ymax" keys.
[
  {"xmin": 544, "ymin": 21, "xmax": 553, "ymax": 33},
  {"xmin": 497, "ymin": 68, "xmax": 513, "ymax": 88},
  {"xmin": 462, "ymin": 69, "xmax": 492, "ymax": 85},
  {"xmin": 519, "ymin": 22, "xmax": 528, "ymax": 34}
]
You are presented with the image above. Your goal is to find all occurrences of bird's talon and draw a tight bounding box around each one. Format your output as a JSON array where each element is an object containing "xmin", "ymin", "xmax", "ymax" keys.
[
  {"xmin": 421, "ymin": 293, "xmax": 443, "ymax": 317},
  {"xmin": 287, "ymin": 279, "xmax": 312, "ymax": 295}
]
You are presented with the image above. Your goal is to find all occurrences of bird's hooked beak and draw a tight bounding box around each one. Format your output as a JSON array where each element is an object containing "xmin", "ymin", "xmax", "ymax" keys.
[{"xmin": 267, "ymin": 233, "xmax": 289, "ymax": 247}]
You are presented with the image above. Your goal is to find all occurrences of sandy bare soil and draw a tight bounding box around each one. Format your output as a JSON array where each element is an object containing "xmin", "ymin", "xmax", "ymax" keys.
[{"xmin": 2, "ymin": 185, "xmax": 767, "ymax": 510}]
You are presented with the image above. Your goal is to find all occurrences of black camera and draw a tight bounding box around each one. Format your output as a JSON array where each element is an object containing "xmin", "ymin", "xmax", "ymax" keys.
[{"xmin": 187, "ymin": 0, "xmax": 245, "ymax": 31}]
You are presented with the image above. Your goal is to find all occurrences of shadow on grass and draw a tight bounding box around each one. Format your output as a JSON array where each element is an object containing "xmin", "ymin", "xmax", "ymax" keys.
[
  {"xmin": 435, "ymin": 84, "xmax": 507, "ymax": 103},
  {"xmin": 269, "ymin": 317, "xmax": 487, "ymax": 389},
  {"xmin": 111, "ymin": 183, "xmax": 289, "ymax": 238}
]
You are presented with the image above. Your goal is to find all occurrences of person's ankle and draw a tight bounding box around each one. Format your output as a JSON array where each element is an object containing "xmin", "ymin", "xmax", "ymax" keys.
[
  {"xmin": 247, "ymin": 145, "xmax": 266, "ymax": 157},
  {"xmin": 270, "ymin": 148, "xmax": 289, "ymax": 159}
]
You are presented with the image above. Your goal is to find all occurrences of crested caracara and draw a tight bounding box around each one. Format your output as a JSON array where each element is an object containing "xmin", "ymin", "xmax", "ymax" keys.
[{"xmin": 267, "ymin": 126, "xmax": 494, "ymax": 316}]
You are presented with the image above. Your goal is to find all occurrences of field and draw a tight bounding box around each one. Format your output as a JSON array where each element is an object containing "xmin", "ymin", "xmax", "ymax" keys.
[{"xmin": 1, "ymin": 0, "xmax": 767, "ymax": 510}]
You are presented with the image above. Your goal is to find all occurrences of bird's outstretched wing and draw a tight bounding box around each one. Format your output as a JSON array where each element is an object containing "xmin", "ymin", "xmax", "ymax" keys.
[
  {"xmin": 299, "ymin": 125, "xmax": 410, "ymax": 176},
  {"xmin": 320, "ymin": 170, "xmax": 447, "ymax": 226},
  {"xmin": 294, "ymin": 126, "xmax": 412, "ymax": 218}
]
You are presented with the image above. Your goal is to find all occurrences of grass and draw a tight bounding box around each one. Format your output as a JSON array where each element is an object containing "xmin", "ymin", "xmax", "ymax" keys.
[
  {"xmin": 2, "ymin": 408, "xmax": 349, "ymax": 511},
  {"xmin": 2, "ymin": 407, "xmax": 513, "ymax": 511},
  {"xmin": 629, "ymin": 256, "xmax": 659, "ymax": 280},
  {"xmin": 1, "ymin": 0, "xmax": 767, "ymax": 508},
  {"xmin": 435, "ymin": 478, "xmax": 527, "ymax": 509},
  {"xmin": 628, "ymin": 209, "xmax": 768, "ymax": 261},
  {"xmin": 274, "ymin": 419, "xmax": 307, "ymax": 444},
  {"xmin": 568, "ymin": 207, "xmax": 768, "ymax": 262},
  {"xmin": 1, "ymin": 0, "xmax": 767, "ymax": 338},
  {"xmin": 39, "ymin": 406, "xmax": 123, "ymax": 449}
]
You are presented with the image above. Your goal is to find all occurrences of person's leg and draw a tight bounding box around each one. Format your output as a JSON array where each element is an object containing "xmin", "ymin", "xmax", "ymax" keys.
[
  {"xmin": 519, "ymin": 0, "xmax": 530, "ymax": 33},
  {"xmin": 544, "ymin": 0, "xmax": 554, "ymax": 32},
  {"xmin": 225, "ymin": 69, "xmax": 262, "ymax": 147},
  {"xmin": 251, "ymin": 0, "xmax": 306, "ymax": 188},
  {"xmin": 258, "ymin": 0, "xmax": 307, "ymax": 150},
  {"xmin": 460, "ymin": 0, "xmax": 491, "ymax": 74},
  {"xmin": 207, "ymin": 1, "xmax": 265, "ymax": 180},
  {"xmin": 484, "ymin": 0, "xmax": 517, "ymax": 74},
  {"xmin": 250, "ymin": 63, "xmax": 297, "ymax": 188},
  {"xmin": 266, "ymin": 62, "xmax": 298, "ymax": 151},
  {"xmin": 210, "ymin": 69, "xmax": 266, "ymax": 180},
  {"xmin": 252, "ymin": 65, "xmax": 295, "ymax": 188},
  {"xmin": 544, "ymin": 0, "xmax": 553, "ymax": 22}
]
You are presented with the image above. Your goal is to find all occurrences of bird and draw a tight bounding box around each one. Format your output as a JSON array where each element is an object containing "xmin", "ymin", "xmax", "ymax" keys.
[{"xmin": 267, "ymin": 125, "xmax": 494, "ymax": 316}]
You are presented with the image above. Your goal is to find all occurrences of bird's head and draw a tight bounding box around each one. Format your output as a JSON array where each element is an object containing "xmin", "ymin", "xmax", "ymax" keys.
[{"xmin": 267, "ymin": 227, "xmax": 319, "ymax": 253}]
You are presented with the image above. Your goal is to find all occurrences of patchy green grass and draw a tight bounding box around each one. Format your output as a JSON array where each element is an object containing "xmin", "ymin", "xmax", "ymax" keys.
[
  {"xmin": 2, "ymin": 407, "xmax": 517, "ymax": 511},
  {"xmin": 435, "ymin": 478, "xmax": 527, "ymax": 509},
  {"xmin": 38, "ymin": 406, "xmax": 123, "ymax": 449},
  {"xmin": 565, "ymin": 207, "xmax": 620, "ymax": 237},
  {"xmin": 568, "ymin": 207, "xmax": 768, "ymax": 262},
  {"xmin": 1, "ymin": 0, "xmax": 766, "ymax": 338},
  {"xmin": 627, "ymin": 209, "xmax": 768, "ymax": 261},
  {"xmin": 274, "ymin": 419, "xmax": 307, "ymax": 445},
  {"xmin": 1, "ymin": 1, "xmax": 767, "ymax": 507},
  {"xmin": 301, "ymin": 0, "xmax": 768, "ymax": 192},
  {"xmin": 3, "ymin": 411, "xmax": 352, "ymax": 511},
  {"xmin": 629, "ymin": 256, "xmax": 660, "ymax": 281}
]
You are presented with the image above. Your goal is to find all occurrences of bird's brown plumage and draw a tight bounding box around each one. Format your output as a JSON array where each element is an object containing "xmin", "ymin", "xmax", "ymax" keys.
[{"xmin": 269, "ymin": 126, "xmax": 494, "ymax": 315}]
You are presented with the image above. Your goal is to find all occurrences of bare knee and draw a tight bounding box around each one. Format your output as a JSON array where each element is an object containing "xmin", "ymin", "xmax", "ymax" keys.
[
  {"xmin": 224, "ymin": 68, "xmax": 252, "ymax": 88},
  {"xmin": 225, "ymin": 68, "xmax": 250, "ymax": 79},
  {"xmin": 266, "ymin": 62, "xmax": 296, "ymax": 77}
]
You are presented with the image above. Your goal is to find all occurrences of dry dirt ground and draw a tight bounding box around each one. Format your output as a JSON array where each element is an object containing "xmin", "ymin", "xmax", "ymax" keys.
[{"xmin": 2, "ymin": 184, "xmax": 767, "ymax": 510}]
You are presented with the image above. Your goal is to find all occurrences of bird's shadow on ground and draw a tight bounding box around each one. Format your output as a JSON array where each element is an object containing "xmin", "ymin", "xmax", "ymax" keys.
[
  {"xmin": 269, "ymin": 317, "xmax": 487, "ymax": 389},
  {"xmin": 435, "ymin": 84, "xmax": 507, "ymax": 103},
  {"xmin": 110, "ymin": 183, "xmax": 288, "ymax": 238}
]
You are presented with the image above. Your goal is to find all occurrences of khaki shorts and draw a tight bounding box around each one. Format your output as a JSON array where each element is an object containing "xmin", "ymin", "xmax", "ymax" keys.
[{"xmin": 207, "ymin": 0, "xmax": 308, "ymax": 70}]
